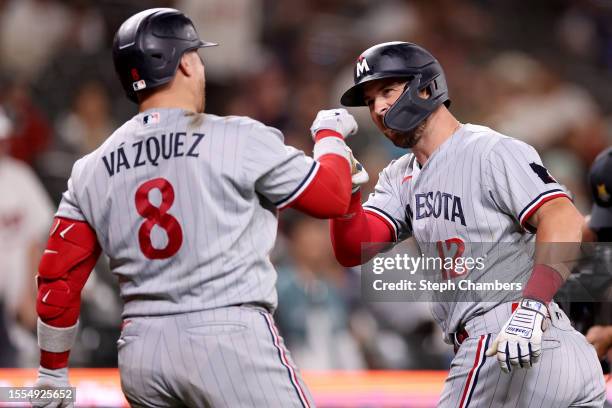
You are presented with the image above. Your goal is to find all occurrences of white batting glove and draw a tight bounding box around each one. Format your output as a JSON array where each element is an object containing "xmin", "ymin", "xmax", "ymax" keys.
[
  {"xmin": 31, "ymin": 367, "xmax": 74, "ymax": 408},
  {"xmin": 485, "ymin": 299, "xmax": 550, "ymax": 373},
  {"xmin": 310, "ymin": 109, "xmax": 358, "ymax": 140},
  {"xmin": 347, "ymin": 147, "xmax": 369, "ymax": 192}
]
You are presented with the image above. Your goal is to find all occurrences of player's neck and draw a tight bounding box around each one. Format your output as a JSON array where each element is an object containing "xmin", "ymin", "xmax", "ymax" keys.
[
  {"xmin": 412, "ymin": 109, "xmax": 461, "ymax": 166},
  {"xmin": 138, "ymin": 90, "xmax": 200, "ymax": 113}
]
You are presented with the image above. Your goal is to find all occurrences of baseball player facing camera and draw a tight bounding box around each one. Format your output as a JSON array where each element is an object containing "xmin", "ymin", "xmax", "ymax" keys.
[
  {"xmin": 32, "ymin": 8, "xmax": 365, "ymax": 408},
  {"xmin": 330, "ymin": 42, "xmax": 606, "ymax": 407}
]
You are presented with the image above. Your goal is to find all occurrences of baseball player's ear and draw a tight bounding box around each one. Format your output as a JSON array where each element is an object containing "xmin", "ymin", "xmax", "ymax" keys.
[{"xmin": 177, "ymin": 53, "xmax": 195, "ymax": 77}]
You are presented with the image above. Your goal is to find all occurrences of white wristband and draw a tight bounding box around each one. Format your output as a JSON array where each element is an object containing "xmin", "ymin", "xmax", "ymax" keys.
[
  {"xmin": 37, "ymin": 318, "xmax": 79, "ymax": 353},
  {"xmin": 313, "ymin": 137, "xmax": 351, "ymax": 163}
]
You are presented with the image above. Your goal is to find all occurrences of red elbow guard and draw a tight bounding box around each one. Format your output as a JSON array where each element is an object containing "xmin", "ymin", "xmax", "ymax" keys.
[{"xmin": 37, "ymin": 217, "xmax": 101, "ymax": 327}]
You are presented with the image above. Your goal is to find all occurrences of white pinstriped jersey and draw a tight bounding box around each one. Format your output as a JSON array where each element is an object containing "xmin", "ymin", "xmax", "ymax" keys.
[
  {"xmin": 364, "ymin": 124, "xmax": 570, "ymax": 338},
  {"xmin": 56, "ymin": 108, "xmax": 318, "ymax": 317}
]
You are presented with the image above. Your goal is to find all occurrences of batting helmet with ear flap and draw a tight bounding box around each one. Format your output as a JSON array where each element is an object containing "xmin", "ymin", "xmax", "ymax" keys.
[
  {"xmin": 341, "ymin": 41, "xmax": 450, "ymax": 133},
  {"xmin": 112, "ymin": 8, "xmax": 217, "ymax": 103}
]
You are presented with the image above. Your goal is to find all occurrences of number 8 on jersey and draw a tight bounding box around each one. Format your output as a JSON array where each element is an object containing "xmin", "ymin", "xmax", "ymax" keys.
[{"xmin": 135, "ymin": 177, "xmax": 183, "ymax": 259}]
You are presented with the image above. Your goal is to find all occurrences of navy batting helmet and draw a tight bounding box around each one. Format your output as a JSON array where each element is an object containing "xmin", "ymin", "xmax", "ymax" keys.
[
  {"xmin": 112, "ymin": 8, "xmax": 217, "ymax": 103},
  {"xmin": 341, "ymin": 41, "xmax": 450, "ymax": 133},
  {"xmin": 588, "ymin": 147, "xmax": 612, "ymax": 232}
]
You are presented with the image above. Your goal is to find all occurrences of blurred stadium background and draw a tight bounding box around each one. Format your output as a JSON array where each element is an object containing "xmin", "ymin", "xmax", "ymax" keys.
[{"xmin": 0, "ymin": 0, "xmax": 611, "ymax": 406}]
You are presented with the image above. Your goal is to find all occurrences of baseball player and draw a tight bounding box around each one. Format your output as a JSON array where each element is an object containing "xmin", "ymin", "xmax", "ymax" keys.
[
  {"xmin": 583, "ymin": 147, "xmax": 612, "ymax": 362},
  {"xmin": 32, "ymin": 8, "xmax": 361, "ymax": 408},
  {"xmin": 330, "ymin": 42, "xmax": 606, "ymax": 407},
  {"xmin": 585, "ymin": 147, "xmax": 612, "ymax": 243}
]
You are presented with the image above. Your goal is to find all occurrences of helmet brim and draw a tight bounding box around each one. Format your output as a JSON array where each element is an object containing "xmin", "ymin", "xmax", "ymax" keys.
[
  {"xmin": 198, "ymin": 40, "xmax": 218, "ymax": 48},
  {"xmin": 340, "ymin": 83, "xmax": 367, "ymax": 107},
  {"xmin": 340, "ymin": 73, "xmax": 415, "ymax": 107}
]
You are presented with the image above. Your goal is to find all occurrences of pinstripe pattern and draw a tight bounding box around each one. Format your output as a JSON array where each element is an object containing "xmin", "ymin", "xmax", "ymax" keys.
[
  {"xmin": 459, "ymin": 334, "xmax": 491, "ymax": 408},
  {"xmin": 275, "ymin": 162, "xmax": 320, "ymax": 209},
  {"xmin": 365, "ymin": 124, "xmax": 572, "ymax": 338},
  {"xmin": 118, "ymin": 306, "xmax": 315, "ymax": 407},
  {"xmin": 261, "ymin": 311, "xmax": 311, "ymax": 408},
  {"xmin": 55, "ymin": 108, "xmax": 319, "ymax": 405},
  {"xmin": 55, "ymin": 108, "xmax": 317, "ymax": 317},
  {"xmin": 438, "ymin": 304, "xmax": 605, "ymax": 406},
  {"xmin": 437, "ymin": 302, "xmax": 605, "ymax": 407},
  {"xmin": 363, "ymin": 154, "xmax": 413, "ymax": 243},
  {"xmin": 366, "ymin": 124, "xmax": 604, "ymax": 406}
]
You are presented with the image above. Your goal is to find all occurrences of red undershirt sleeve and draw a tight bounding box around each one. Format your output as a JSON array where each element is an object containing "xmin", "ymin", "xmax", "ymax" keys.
[
  {"xmin": 330, "ymin": 191, "xmax": 394, "ymax": 267},
  {"xmin": 289, "ymin": 131, "xmax": 352, "ymax": 218}
]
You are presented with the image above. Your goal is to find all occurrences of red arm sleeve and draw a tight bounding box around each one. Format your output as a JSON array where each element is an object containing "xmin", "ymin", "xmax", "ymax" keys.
[
  {"xmin": 330, "ymin": 191, "xmax": 394, "ymax": 267},
  {"xmin": 289, "ymin": 137, "xmax": 352, "ymax": 218}
]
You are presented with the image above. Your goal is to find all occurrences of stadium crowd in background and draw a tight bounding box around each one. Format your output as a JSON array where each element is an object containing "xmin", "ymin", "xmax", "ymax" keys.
[{"xmin": 0, "ymin": 0, "xmax": 611, "ymax": 370}]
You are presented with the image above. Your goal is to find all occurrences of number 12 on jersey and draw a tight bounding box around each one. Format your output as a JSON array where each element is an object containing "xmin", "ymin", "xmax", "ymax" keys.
[
  {"xmin": 436, "ymin": 238, "xmax": 465, "ymax": 279},
  {"xmin": 134, "ymin": 178, "xmax": 183, "ymax": 259}
]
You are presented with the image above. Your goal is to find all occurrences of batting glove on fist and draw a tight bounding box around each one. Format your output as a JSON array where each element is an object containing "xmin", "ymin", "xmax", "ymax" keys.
[
  {"xmin": 310, "ymin": 109, "xmax": 358, "ymax": 140},
  {"xmin": 31, "ymin": 367, "xmax": 74, "ymax": 408},
  {"xmin": 485, "ymin": 299, "xmax": 550, "ymax": 373},
  {"xmin": 347, "ymin": 147, "xmax": 369, "ymax": 193}
]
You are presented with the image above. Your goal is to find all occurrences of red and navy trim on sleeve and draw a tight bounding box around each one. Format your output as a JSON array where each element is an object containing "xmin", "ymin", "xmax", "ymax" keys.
[
  {"xmin": 363, "ymin": 205, "xmax": 399, "ymax": 241},
  {"xmin": 518, "ymin": 189, "xmax": 569, "ymax": 233},
  {"xmin": 274, "ymin": 162, "xmax": 320, "ymax": 209}
]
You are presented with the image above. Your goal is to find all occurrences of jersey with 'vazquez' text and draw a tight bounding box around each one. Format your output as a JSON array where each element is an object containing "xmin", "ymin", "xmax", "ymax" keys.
[{"xmin": 56, "ymin": 108, "xmax": 319, "ymax": 317}]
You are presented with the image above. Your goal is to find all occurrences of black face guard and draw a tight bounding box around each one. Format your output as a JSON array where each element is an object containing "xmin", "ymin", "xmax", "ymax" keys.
[{"xmin": 383, "ymin": 73, "xmax": 448, "ymax": 133}]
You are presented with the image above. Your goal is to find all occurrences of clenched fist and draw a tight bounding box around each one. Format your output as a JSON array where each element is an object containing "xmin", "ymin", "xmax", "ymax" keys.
[{"xmin": 310, "ymin": 109, "xmax": 358, "ymax": 140}]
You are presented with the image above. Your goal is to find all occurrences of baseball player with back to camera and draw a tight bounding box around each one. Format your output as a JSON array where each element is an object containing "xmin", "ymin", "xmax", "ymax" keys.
[
  {"xmin": 31, "ymin": 8, "xmax": 364, "ymax": 408},
  {"xmin": 330, "ymin": 42, "xmax": 607, "ymax": 407}
]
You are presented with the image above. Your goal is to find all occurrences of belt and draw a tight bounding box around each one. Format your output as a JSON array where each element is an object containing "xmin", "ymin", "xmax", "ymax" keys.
[
  {"xmin": 452, "ymin": 326, "xmax": 469, "ymax": 353},
  {"xmin": 451, "ymin": 302, "xmax": 520, "ymax": 354}
]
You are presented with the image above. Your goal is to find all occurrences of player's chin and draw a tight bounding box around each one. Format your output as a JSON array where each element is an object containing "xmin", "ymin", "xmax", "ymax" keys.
[{"xmin": 384, "ymin": 129, "xmax": 420, "ymax": 149}]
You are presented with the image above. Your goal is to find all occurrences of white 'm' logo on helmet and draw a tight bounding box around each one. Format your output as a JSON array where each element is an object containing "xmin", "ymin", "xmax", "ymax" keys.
[{"xmin": 356, "ymin": 57, "xmax": 370, "ymax": 77}]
